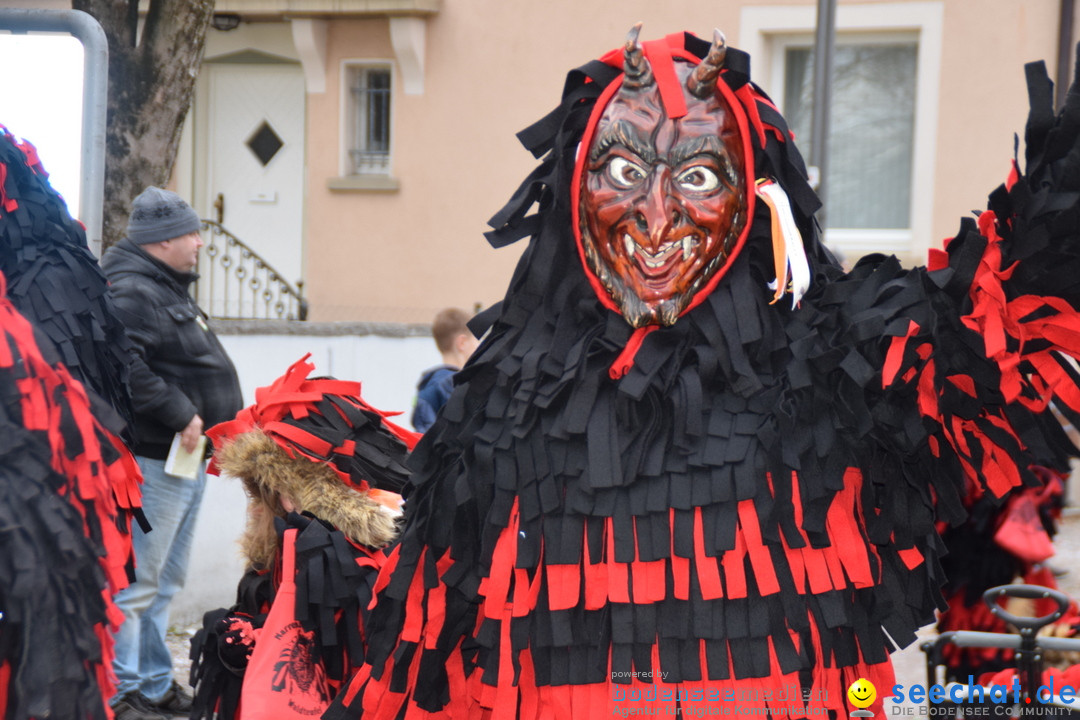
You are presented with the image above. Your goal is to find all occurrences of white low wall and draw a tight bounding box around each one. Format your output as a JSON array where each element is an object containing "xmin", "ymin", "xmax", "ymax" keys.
[{"xmin": 170, "ymin": 321, "xmax": 441, "ymax": 627}]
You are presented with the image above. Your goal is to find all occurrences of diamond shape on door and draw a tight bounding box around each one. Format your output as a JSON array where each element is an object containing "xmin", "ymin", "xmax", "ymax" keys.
[{"xmin": 246, "ymin": 121, "xmax": 283, "ymax": 166}]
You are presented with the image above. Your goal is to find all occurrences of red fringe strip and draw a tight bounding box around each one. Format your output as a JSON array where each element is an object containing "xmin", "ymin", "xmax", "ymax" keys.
[
  {"xmin": 349, "ymin": 478, "xmax": 906, "ymax": 718},
  {"xmin": 896, "ymin": 210, "xmax": 1080, "ymax": 500},
  {"xmin": 353, "ymin": 619, "xmax": 895, "ymax": 719}
]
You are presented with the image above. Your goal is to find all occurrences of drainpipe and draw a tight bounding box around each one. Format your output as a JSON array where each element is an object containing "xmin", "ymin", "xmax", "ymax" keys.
[
  {"xmin": 1059, "ymin": 0, "xmax": 1076, "ymax": 111},
  {"xmin": 0, "ymin": 9, "xmax": 108, "ymax": 257}
]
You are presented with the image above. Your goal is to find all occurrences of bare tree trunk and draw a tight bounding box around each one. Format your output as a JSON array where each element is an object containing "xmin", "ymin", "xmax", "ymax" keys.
[{"xmin": 71, "ymin": 0, "xmax": 214, "ymax": 250}]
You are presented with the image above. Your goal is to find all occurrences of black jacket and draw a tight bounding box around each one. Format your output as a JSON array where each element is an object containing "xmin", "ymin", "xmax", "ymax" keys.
[{"xmin": 102, "ymin": 238, "xmax": 243, "ymax": 460}]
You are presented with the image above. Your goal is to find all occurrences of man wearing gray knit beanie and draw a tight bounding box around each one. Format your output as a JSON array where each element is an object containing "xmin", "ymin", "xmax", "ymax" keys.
[{"xmin": 101, "ymin": 187, "xmax": 243, "ymax": 720}]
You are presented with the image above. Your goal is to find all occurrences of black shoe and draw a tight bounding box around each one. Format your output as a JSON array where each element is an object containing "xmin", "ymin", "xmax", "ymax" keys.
[
  {"xmin": 150, "ymin": 680, "xmax": 194, "ymax": 714},
  {"xmin": 111, "ymin": 691, "xmax": 169, "ymax": 720}
]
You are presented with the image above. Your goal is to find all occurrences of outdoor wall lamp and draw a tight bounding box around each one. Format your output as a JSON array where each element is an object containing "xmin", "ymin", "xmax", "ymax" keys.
[{"xmin": 211, "ymin": 13, "xmax": 241, "ymax": 32}]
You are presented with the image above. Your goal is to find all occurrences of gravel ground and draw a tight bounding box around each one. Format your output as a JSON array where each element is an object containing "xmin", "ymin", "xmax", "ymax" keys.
[
  {"xmin": 1047, "ymin": 510, "xmax": 1080, "ymax": 601},
  {"xmin": 165, "ymin": 622, "xmax": 200, "ymax": 691},
  {"xmin": 165, "ymin": 513, "xmax": 1080, "ymax": 709}
]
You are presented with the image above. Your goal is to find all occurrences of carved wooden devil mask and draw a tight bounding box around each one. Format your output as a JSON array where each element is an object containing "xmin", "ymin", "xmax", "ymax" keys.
[{"xmin": 576, "ymin": 28, "xmax": 749, "ymax": 328}]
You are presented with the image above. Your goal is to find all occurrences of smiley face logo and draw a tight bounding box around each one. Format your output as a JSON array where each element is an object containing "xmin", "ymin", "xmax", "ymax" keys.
[{"xmin": 847, "ymin": 678, "xmax": 876, "ymax": 710}]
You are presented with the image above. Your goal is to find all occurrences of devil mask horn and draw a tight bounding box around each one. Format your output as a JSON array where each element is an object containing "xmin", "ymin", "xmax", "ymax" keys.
[
  {"xmin": 622, "ymin": 22, "xmax": 655, "ymax": 90},
  {"xmin": 686, "ymin": 29, "xmax": 727, "ymax": 99}
]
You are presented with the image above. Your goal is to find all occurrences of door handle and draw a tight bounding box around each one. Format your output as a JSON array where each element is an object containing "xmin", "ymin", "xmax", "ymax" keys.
[{"xmin": 213, "ymin": 193, "xmax": 225, "ymax": 224}]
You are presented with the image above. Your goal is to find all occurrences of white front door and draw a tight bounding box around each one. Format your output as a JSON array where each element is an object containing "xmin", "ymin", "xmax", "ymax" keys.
[{"xmin": 200, "ymin": 62, "xmax": 306, "ymax": 318}]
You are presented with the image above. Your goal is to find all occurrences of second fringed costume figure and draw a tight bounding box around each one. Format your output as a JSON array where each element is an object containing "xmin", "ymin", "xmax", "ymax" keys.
[
  {"xmin": 332, "ymin": 27, "xmax": 1080, "ymax": 719},
  {"xmin": 0, "ymin": 126, "xmax": 145, "ymax": 720},
  {"xmin": 188, "ymin": 356, "xmax": 418, "ymax": 719}
]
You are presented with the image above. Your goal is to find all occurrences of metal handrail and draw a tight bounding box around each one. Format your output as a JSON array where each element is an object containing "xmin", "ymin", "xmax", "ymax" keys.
[{"xmin": 194, "ymin": 219, "xmax": 308, "ymax": 321}]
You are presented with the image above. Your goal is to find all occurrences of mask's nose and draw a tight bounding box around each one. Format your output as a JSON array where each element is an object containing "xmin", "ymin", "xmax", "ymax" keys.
[{"xmin": 637, "ymin": 166, "xmax": 680, "ymax": 252}]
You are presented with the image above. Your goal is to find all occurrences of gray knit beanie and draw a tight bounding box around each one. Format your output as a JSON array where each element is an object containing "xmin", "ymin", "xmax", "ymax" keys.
[{"xmin": 126, "ymin": 187, "xmax": 202, "ymax": 245}]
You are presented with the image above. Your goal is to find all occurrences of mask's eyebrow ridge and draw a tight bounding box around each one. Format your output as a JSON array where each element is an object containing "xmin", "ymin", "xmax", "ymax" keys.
[
  {"xmin": 589, "ymin": 119, "xmax": 656, "ymax": 165},
  {"xmin": 669, "ymin": 135, "xmax": 739, "ymax": 187}
]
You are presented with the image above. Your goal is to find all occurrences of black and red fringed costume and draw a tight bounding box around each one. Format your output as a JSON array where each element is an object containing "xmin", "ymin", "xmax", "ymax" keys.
[
  {"xmin": 0, "ymin": 126, "xmax": 136, "ymax": 431},
  {"xmin": 0, "ymin": 268, "xmax": 143, "ymax": 719},
  {"xmin": 0, "ymin": 124, "xmax": 144, "ymax": 571},
  {"xmin": 0, "ymin": 127, "xmax": 144, "ymax": 719},
  {"xmin": 332, "ymin": 32, "xmax": 1080, "ymax": 718},
  {"xmin": 189, "ymin": 356, "xmax": 419, "ymax": 719}
]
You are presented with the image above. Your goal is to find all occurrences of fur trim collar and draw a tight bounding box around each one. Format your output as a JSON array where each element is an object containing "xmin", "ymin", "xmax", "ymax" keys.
[{"xmin": 215, "ymin": 431, "xmax": 399, "ymax": 569}]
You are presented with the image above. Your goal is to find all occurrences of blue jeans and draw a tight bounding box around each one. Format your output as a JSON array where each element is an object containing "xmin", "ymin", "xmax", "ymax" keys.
[{"xmin": 112, "ymin": 455, "xmax": 206, "ymax": 701}]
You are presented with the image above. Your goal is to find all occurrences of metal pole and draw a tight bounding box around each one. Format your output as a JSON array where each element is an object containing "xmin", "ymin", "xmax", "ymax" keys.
[
  {"xmin": 810, "ymin": 0, "xmax": 836, "ymax": 230},
  {"xmin": 1057, "ymin": 0, "xmax": 1075, "ymax": 111},
  {"xmin": 0, "ymin": 9, "xmax": 108, "ymax": 257}
]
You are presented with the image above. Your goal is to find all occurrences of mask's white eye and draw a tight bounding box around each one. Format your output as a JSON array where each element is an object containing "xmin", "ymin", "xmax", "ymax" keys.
[
  {"xmin": 676, "ymin": 166, "xmax": 720, "ymax": 193},
  {"xmin": 607, "ymin": 156, "xmax": 646, "ymax": 189}
]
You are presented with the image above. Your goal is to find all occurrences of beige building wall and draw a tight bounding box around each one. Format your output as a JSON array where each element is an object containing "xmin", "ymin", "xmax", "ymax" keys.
[
  {"xmin": 302, "ymin": 3, "xmax": 758, "ymax": 322},
  {"xmin": 931, "ymin": 0, "xmax": 1060, "ymax": 253},
  {"xmin": 12, "ymin": 0, "xmax": 1066, "ymax": 323},
  {"xmin": 295, "ymin": 0, "xmax": 1070, "ymax": 322}
]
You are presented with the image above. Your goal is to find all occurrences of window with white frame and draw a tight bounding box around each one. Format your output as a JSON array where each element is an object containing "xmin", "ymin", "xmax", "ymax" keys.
[
  {"xmin": 742, "ymin": 2, "xmax": 943, "ymax": 263},
  {"xmin": 345, "ymin": 64, "xmax": 392, "ymax": 175},
  {"xmin": 778, "ymin": 34, "xmax": 918, "ymax": 230}
]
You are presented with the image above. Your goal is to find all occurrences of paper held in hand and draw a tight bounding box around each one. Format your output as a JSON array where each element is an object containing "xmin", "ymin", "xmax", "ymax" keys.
[{"xmin": 164, "ymin": 433, "xmax": 207, "ymax": 479}]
